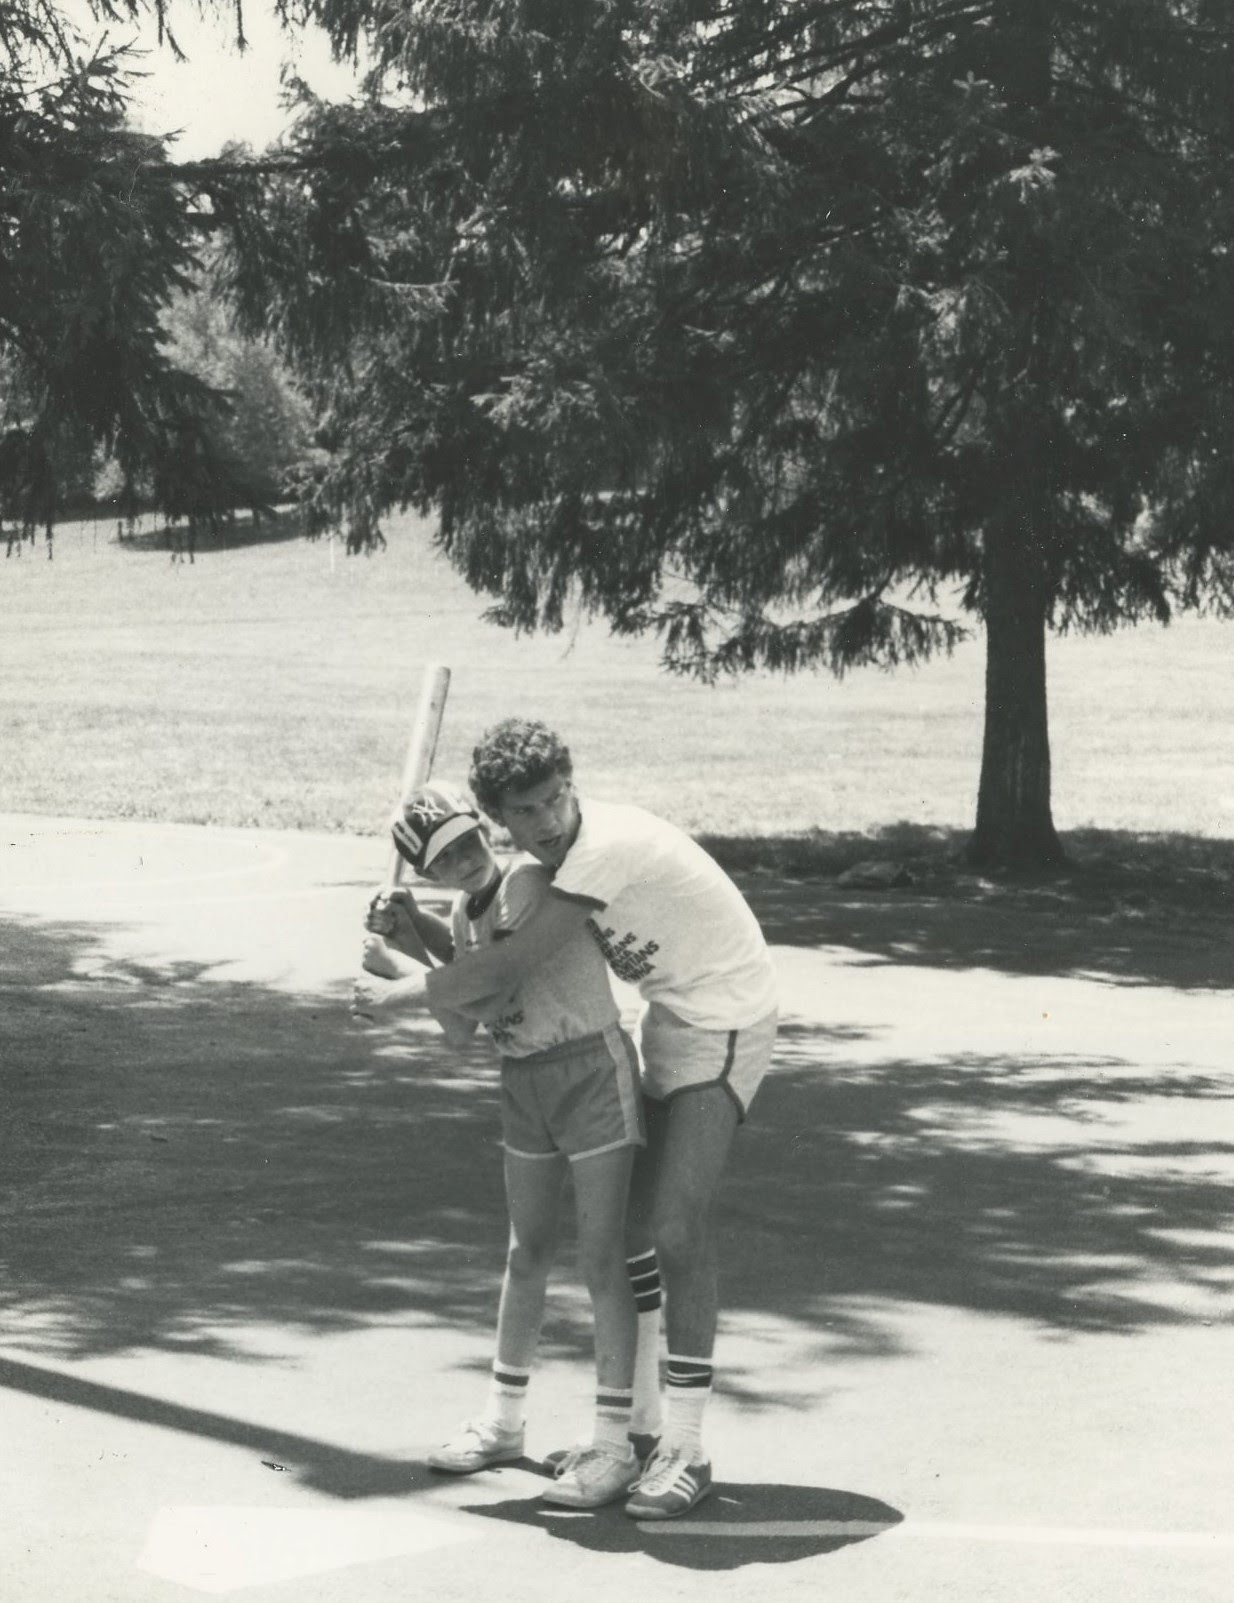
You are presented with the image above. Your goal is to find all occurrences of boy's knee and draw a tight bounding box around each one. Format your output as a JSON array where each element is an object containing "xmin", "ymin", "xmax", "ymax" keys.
[{"xmin": 577, "ymin": 1235, "xmax": 629, "ymax": 1293}]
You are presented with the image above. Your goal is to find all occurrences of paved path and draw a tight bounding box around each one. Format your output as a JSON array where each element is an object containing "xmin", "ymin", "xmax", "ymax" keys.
[{"xmin": 1, "ymin": 813, "xmax": 1231, "ymax": 1602}]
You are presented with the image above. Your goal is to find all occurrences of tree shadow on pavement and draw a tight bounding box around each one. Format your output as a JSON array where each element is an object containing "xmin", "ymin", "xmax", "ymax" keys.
[
  {"xmin": 3, "ymin": 907, "xmax": 1233, "ymax": 1492},
  {"xmin": 0, "ymin": 915, "xmax": 518, "ymax": 1371},
  {"xmin": 716, "ymin": 1019, "xmax": 1234, "ymax": 1398},
  {"xmin": 466, "ymin": 1482, "xmax": 904, "ymax": 1570},
  {"xmin": 705, "ymin": 825, "xmax": 1234, "ymax": 991}
]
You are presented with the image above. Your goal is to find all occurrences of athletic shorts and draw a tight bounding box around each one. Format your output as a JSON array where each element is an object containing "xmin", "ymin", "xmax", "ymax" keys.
[
  {"xmin": 639, "ymin": 1002, "xmax": 779, "ymax": 1121},
  {"xmin": 500, "ymin": 1025, "xmax": 645, "ymax": 1163}
]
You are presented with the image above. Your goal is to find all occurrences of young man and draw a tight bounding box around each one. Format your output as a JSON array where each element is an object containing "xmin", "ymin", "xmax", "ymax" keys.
[
  {"xmin": 355, "ymin": 782, "xmax": 645, "ymax": 1510},
  {"xmin": 357, "ymin": 722, "xmax": 779, "ymax": 1520}
]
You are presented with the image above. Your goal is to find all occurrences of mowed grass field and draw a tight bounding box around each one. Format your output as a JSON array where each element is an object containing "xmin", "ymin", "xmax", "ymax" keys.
[{"xmin": 1, "ymin": 512, "xmax": 1231, "ymax": 847}]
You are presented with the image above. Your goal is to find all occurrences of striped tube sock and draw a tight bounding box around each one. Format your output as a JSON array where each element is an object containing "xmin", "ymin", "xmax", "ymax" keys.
[
  {"xmin": 663, "ymin": 1355, "xmax": 713, "ymax": 1462},
  {"xmin": 627, "ymin": 1250, "xmax": 663, "ymax": 1435},
  {"xmin": 594, "ymin": 1386, "xmax": 634, "ymax": 1453},
  {"xmin": 484, "ymin": 1362, "xmax": 531, "ymax": 1432}
]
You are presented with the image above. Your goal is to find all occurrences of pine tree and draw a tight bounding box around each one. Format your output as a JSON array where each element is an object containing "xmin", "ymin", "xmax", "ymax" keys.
[
  {"xmin": 11, "ymin": 4, "xmax": 1232, "ymax": 866},
  {"xmin": 213, "ymin": 0, "xmax": 1234, "ymax": 868}
]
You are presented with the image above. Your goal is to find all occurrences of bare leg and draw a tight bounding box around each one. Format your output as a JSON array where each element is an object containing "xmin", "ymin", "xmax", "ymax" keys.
[
  {"xmin": 571, "ymin": 1145, "xmax": 637, "ymax": 1392},
  {"xmin": 538, "ymin": 1145, "xmax": 642, "ymax": 1504},
  {"xmin": 626, "ymin": 1120, "xmax": 661, "ymax": 1262},
  {"xmin": 427, "ymin": 1152, "xmax": 566, "ymax": 1472},
  {"xmin": 637, "ymin": 1089, "xmax": 739, "ymax": 1360},
  {"xmin": 496, "ymin": 1152, "xmax": 568, "ymax": 1371}
]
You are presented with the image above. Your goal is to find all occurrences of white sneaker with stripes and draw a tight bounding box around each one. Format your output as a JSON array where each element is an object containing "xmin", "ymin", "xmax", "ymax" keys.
[{"xmin": 624, "ymin": 1447, "xmax": 713, "ymax": 1520}]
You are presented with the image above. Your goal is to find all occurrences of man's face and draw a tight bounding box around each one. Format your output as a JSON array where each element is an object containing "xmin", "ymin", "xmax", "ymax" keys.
[{"xmin": 498, "ymin": 773, "xmax": 581, "ymax": 868}]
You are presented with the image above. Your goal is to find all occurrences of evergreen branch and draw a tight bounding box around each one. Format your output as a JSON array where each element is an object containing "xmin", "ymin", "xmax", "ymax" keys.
[
  {"xmin": 161, "ymin": 154, "xmax": 322, "ymax": 179},
  {"xmin": 633, "ymin": 594, "xmax": 970, "ymax": 680},
  {"xmin": 1065, "ymin": 74, "xmax": 1234, "ymax": 156},
  {"xmin": 700, "ymin": 0, "xmax": 995, "ymax": 99},
  {"xmin": 930, "ymin": 361, "xmax": 984, "ymax": 450}
]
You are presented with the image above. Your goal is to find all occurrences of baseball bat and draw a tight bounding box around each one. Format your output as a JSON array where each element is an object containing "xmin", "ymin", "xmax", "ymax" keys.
[
  {"xmin": 385, "ymin": 662, "xmax": 452, "ymax": 891},
  {"xmin": 368, "ymin": 662, "xmax": 451, "ymax": 972}
]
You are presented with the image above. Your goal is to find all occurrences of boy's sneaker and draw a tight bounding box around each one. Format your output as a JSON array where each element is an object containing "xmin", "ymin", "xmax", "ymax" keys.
[
  {"xmin": 624, "ymin": 1447, "xmax": 712, "ymax": 1520},
  {"xmin": 544, "ymin": 1431, "xmax": 659, "ymax": 1473},
  {"xmin": 540, "ymin": 1443, "xmax": 641, "ymax": 1509},
  {"xmin": 427, "ymin": 1418, "xmax": 524, "ymax": 1474}
]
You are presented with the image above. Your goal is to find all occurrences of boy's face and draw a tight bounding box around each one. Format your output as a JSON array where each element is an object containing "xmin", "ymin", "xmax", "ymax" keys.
[
  {"xmin": 422, "ymin": 827, "xmax": 499, "ymax": 895},
  {"xmin": 498, "ymin": 773, "xmax": 581, "ymax": 868}
]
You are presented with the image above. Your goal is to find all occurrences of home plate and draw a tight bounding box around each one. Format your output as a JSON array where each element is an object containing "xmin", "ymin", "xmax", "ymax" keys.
[{"xmin": 136, "ymin": 1504, "xmax": 469, "ymax": 1593}]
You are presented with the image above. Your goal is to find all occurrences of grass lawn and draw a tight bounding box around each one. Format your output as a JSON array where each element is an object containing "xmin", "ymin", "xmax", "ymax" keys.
[{"xmin": 1, "ymin": 513, "xmax": 1232, "ymax": 856}]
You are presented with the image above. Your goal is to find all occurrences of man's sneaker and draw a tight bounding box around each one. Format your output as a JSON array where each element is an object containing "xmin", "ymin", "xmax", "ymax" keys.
[
  {"xmin": 540, "ymin": 1444, "xmax": 641, "ymax": 1509},
  {"xmin": 624, "ymin": 1447, "xmax": 712, "ymax": 1520},
  {"xmin": 426, "ymin": 1418, "xmax": 524, "ymax": 1474},
  {"xmin": 544, "ymin": 1431, "xmax": 659, "ymax": 1474}
]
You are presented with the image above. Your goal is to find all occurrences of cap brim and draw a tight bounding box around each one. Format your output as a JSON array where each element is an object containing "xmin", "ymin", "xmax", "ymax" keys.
[{"xmin": 420, "ymin": 814, "xmax": 482, "ymax": 869}]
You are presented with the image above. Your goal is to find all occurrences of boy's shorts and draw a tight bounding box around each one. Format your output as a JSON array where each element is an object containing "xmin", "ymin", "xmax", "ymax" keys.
[
  {"xmin": 500, "ymin": 1024, "xmax": 645, "ymax": 1163},
  {"xmin": 639, "ymin": 1002, "xmax": 778, "ymax": 1121}
]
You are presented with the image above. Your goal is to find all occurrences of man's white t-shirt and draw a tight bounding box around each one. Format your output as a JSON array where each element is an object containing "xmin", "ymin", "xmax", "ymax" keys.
[
  {"xmin": 549, "ymin": 799, "xmax": 778, "ymax": 1031},
  {"xmin": 452, "ymin": 857, "xmax": 619, "ymax": 1057}
]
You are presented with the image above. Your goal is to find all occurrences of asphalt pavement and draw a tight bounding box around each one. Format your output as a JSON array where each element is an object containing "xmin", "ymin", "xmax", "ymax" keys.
[{"xmin": 2, "ymin": 812, "xmax": 1231, "ymax": 1602}]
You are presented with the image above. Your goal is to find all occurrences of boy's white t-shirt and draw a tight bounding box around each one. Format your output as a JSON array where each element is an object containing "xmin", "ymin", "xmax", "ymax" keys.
[
  {"xmin": 549, "ymin": 799, "xmax": 778, "ymax": 1031},
  {"xmin": 451, "ymin": 856, "xmax": 618, "ymax": 1058}
]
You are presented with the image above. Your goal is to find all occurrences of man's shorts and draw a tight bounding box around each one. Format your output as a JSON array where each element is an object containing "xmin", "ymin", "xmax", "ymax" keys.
[
  {"xmin": 639, "ymin": 1002, "xmax": 778, "ymax": 1121},
  {"xmin": 500, "ymin": 1024, "xmax": 645, "ymax": 1163}
]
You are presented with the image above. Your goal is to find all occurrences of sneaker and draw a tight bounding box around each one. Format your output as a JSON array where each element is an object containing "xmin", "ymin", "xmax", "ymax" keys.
[
  {"xmin": 540, "ymin": 1443, "xmax": 641, "ymax": 1509},
  {"xmin": 427, "ymin": 1418, "xmax": 524, "ymax": 1474},
  {"xmin": 544, "ymin": 1431, "xmax": 659, "ymax": 1474},
  {"xmin": 543, "ymin": 1441, "xmax": 585, "ymax": 1480},
  {"xmin": 624, "ymin": 1447, "xmax": 712, "ymax": 1520}
]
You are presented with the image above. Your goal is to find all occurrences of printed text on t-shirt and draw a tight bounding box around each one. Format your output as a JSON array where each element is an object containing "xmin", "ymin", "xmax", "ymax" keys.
[
  {"xmin": 588, "ymin": 921, "xmax": 660, "ymax": 983},
  {"xmin": 488, "ymin": 1007, "xmax": 526, "ymax": 1048}
]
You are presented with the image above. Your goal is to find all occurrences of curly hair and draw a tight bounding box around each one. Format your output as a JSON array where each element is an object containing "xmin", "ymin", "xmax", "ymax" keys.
[{"xmin": 469, "ymin": 718, "xmax": 573, "ymax": 819}]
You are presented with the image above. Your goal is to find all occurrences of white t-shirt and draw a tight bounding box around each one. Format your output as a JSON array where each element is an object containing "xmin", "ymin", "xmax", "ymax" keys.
[
  {"xmin": 549, "ymin": 799, "xmax": 778, "ymax": 1030},
  {"xmin": 452, "ymin": 856, "xmax": 618, "ymax": 1058}
]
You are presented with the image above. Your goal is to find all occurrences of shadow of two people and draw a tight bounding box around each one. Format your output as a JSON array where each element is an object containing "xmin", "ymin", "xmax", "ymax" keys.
[{"xmin": 464, "ymin": 1472, "xmax": 903, "ymax": 1571}]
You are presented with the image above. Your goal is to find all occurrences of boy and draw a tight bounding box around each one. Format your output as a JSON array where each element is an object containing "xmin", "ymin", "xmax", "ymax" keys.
[
  {"xmin": 359, "ymin": 722, "xmax": 779, "ymax": 1521},
  {"xmin": 354, "ymin": 782, "xmax": 646, "ymax": 1510}
]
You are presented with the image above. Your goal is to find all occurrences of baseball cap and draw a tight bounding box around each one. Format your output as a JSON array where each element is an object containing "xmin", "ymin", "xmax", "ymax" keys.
[{"xmin": 391, "ymin": 784, "xmax": 483, "ymax": 872}]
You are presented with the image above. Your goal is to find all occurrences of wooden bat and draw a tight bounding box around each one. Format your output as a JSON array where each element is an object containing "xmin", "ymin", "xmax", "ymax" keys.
[
  {"xmin": 369, "ymin": 662, "xmax": 452, "ymax": 972},
  {"xmin": 385, "ymin": 662, "xmax": 452, "ymax": 891}
]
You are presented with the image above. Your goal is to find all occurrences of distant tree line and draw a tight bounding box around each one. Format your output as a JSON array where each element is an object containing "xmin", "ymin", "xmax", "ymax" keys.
[{"xmin": 0, "ymin": 14, "xmax": 311, "ymax": 548}]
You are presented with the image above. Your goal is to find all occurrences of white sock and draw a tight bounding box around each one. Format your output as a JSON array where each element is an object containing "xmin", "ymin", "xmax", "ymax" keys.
[
  {"xmin": 484, "ymin": 1362, "xmax": 531, "ymax": 1432},
  {"xmin": 663, "ymin": 1355, "xmax": 712, "ymax": 1462},
  {"xmin": 594, "ymin": 1387, "xmax": 634, "ymax": 1454},
  {"xmin": 627, "ymin": 1251, "xmax": 663, "ymax": 1434}
]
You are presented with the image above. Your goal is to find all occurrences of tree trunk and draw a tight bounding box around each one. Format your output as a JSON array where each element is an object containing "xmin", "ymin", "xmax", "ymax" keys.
[
  {"xmin": 968, "ymin": 4, "xmax": 1062, "ymax": 871},
  {"xmin": 967, "ymin": 510, "xmax": 1065, "ymax": 870}
]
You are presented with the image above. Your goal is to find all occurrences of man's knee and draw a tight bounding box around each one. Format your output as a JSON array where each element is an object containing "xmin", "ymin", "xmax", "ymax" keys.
[
  {"xmin": 507, "ymin": 1230, "xmax": 556, "ymax": 1281},
  {"xmin": 650, "ymin": 1202, "xmax": 710, "ymax": 1280}
]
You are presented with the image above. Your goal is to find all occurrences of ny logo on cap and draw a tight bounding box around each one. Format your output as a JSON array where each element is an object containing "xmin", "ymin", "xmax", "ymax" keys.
[{"xmin": 408, "ymin": 792, "xmax": 452, "ymax": 829}]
